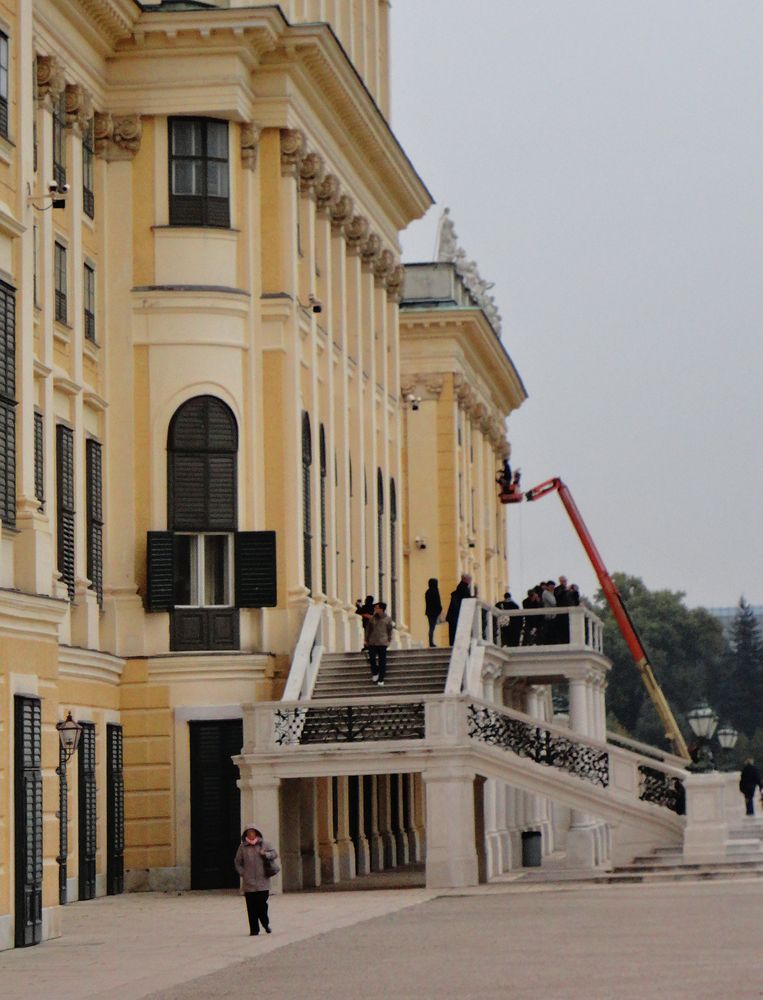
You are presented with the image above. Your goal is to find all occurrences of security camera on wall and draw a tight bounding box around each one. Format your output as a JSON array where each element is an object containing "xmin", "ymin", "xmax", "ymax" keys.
[
  {"xmin": 415, "ymin": 536, "xmax": 427, "ymax": 550},
  {"xmin": 308, "ymin": 293, "xmax": 322, "ymax": 314}
]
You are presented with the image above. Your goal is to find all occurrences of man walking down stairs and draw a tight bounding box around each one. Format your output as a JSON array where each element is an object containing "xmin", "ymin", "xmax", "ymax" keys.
[{"xmin": 364, "ymin": 603, "xmax": 394, "ymax": 687}]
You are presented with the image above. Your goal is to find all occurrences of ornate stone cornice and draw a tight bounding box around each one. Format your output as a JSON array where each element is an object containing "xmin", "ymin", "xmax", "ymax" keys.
[
  {"xmin": 401, "ymin": 373, "xmax": 445, "ymax": 401},
  {"xmin": 36, "ymin": 55, "xmax": 65, "ymax": 108},
  {"xmin": 299, "ymin": 151, "xmax": 325, "ymax": 194},
  {"xmin": 94, "ymin": 112, "xmax": 142, "ymax": 161},
  {"xmin": 241, "ymin": 123, "xmax": 261, "ymax": 171},
  {"xmin": 280, "ymin": 128, "xmax": 305, "ymax": 175},
  {"xmin": 65, "ymin": 84, "xmax": 93, "ymax": 134},
  {"xmin": 72, "ymin": 0, "xmax": 137, "ymax": 46}
]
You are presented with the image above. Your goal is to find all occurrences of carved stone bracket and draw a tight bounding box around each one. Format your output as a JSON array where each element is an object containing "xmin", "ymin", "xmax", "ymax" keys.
[
  {"xmin": 94, "ymin": 112, "xmax": 142, "ymax": 161},
  {"xmin": 280, "ymin": 128, "xmax": 305, "ymax": 175},
  {"xmin": 373, "ymin": 248, "xmax": 395, "ymax": 285},
  {"xmin": 299, "ymin": 151, "xmax": 325, "ymax": 194},
  {"xmin": 360, "ymin": 232, "xmax": 381, "ymax": 267},
  {"xmin": 400, "ymin": 373, "xmax": 444, "ymax": 401},
  {"xmin": 316, "ymin": 173, "xmax": 340, "ymax": 214},
  {"xmin": 65, "ymin": 84, "xmax": 93, "ymax": 134},
  {"xmin": 330, "ymin": 193, "xmax": 354, "ymax": 233},
  {"xmin": 36, "ymin": 55, "xmax": 66, "ymax": 107},
  {"xmin": 241, "ymin": 122, "xmax": 261, "ymax": 171},
  {"xmin": 386, "ymin": 263, "xmax": 405, "ymax": 302},
  {"xmin": 345, "ymin": 214, "xmax": 370, "ymax": 251}
]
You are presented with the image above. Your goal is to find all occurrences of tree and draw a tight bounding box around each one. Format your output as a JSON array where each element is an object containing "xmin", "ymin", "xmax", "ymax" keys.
[
  {"xmin": 709, "ymin": 598, "xmax": 763, "ymax": 740},
  {"xmin": 591, "ymin": 574, "xmax": 726, "ymax": 749}
]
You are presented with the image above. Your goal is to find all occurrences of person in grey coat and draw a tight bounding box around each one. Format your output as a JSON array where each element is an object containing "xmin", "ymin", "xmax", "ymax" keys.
[
  {"xmin": 234, "ymin": 827, "xmax": 278, "ymax": 935},
  {"xmin": 364, "ymin": 601, "xmax": 393, "ymax": 685}
]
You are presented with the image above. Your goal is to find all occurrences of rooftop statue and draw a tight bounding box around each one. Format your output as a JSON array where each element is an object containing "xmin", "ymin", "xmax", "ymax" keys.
[{"xmin": 435, "ymin": 208, "xmax": 502, "ymax": 334}]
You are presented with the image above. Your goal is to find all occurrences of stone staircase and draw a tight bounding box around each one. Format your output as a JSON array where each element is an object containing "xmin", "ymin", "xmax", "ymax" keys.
[
  {"xmin": 600, "ymin": 818, "xmax": 763, "ymax": 885},
  {"xmin": 311, "ymin": 648, "xmax": 451, "ymax": 700}
]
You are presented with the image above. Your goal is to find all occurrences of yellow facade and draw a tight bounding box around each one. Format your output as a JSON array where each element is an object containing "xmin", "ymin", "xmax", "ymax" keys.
[{"xmin": 0, "ymin": 0, "xmax": 524, "ymax": 951}]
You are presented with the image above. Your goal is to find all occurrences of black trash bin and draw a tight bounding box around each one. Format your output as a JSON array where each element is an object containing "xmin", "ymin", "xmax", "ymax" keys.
[{"xmin": 521, "ymin": 830, "xmax": 542, "ymax": 867}]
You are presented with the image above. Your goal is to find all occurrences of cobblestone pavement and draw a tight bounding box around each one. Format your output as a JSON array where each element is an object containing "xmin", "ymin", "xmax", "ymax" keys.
[{"xmin": 3, "ymin": 879, "xmax": 763, "ymax": 1000}]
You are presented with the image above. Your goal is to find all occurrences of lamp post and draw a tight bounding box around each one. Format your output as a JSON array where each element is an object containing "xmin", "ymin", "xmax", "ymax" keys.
[
  {"xmin": 55, "ymin": 712, "xmax": 82, "ymax": 905},
  {"xmin": 716, "ymin": 724, "xmax": 739, "ymax": 771},
  {"xmin": 687, "ymin": 703, "xmax": 719, "ymax": 773}
]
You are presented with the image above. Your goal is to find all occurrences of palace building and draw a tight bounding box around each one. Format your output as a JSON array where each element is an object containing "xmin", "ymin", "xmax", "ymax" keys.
[{"xmin": 2, "ymin": 0, "xmax": 704, "ymax": 955}]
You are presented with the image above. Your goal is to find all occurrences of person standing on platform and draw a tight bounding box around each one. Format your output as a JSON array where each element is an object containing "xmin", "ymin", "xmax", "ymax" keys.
[
  {"xmin": 495, "ymin": 592, "xmax": 520, "ymax": 646},
  {"xmin": 554, "ymin": 575, "xmax": 571, "ymax": 643},
  {"xmin": 234, "ymin": 827, "xmax": 279, "ymax": 936},
  {"xmin": 365, "ymin": 601, "xmax": 393, "ymax": 686},
  {"xmin": 542, "ymin": 580, "xmax": 557, "ymax": 644},
  {"xmin": 424, "ymin": 578, "xmax": 443, "ymax": 647},
  {"xmin": 446, "ymin": 574, "xmax": 472, "ymax": 645}
]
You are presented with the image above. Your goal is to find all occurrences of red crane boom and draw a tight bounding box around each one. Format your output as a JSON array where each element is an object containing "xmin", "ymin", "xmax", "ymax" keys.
[{"xmin": 524, "ymin": 477, "xmax": 690, "ymax": 761}]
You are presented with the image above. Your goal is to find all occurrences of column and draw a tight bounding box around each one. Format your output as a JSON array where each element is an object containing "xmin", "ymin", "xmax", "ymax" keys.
[
  {"xmin": 334, "ymin": 776, "xmax": 356, "ymax": 881},
  {"xmin": 376, "ymin": 774, "xmax": 397, "ymax": 868},
  {"xmin": 239, "ymin": 773, "xmax": 282, "ymax": 893},
  {"xmin": 315, "ymin": 776, "xmax": 339, "ymax": 884},
  {"xmin": 423, "ymin": 765, "xmax": 479, "ymax": 889},
  {"xmin": 280, "ymin": 778, "xmax": 303, "ymax": 891},
  {"xmin": 364, "ymin": 774, "xmax": 384, "ymax": 871},
  {"xmin": 350, "ymin": 775, "xmax": 371, "ymax": 876},
  {"xmin": 299, "ymin": 777, "xmax": 320, "ymax": 888},
  {"xmin": 567, "ymin": 675, "xmax": 598, "ymax": 867}
]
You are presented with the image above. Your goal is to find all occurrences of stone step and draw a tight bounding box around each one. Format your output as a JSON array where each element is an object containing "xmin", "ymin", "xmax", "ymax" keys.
[
  {"xmin": 621, "ymin": 859, "xmax": 763, "ymax": 873},
  {"xmin": 597, "ymin": 868, "xmax": 763, "ymax": 885}
]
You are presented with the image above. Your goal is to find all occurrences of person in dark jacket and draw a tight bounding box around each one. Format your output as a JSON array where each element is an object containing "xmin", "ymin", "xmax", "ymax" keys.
[
  {"xmin": 234, "ymin": 827, "xmax": 279, "ymax": 935},
  {"xmin": 446, "ymin": 574, "xmax": 472, "ymax": 645},
  {"xmin": 739, "ymin": 759, "xmax": 763, "ymax": 816},
  {"xmin": 425, "ymin": 579, "xmax": 443, "ymax": 647},
  {"xmin": 495, "ymin": 592, "xmax": 521, "ymax": 646},
  {"xmin": 355, "ymin": 596, "xmax": 374, "ymax": 655},
  {"xmin": 554, "ymin": 575, "xmax": 570, "ymax": 644}
]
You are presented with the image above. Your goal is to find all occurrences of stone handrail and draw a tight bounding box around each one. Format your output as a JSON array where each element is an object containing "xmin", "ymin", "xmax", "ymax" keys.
[
  {"xmin": 495, "ymin": 606, "xmax": 605, "ymax": 654},
  {"xmin": 281, "ymin": 602, "xmax": 326, "ymax": 701},
  {"xmin": 243, "ymin": 691, "xmax": 687, "ymax": 817}
]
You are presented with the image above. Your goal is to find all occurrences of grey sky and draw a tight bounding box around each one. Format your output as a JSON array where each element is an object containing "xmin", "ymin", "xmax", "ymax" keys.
[{"xmin": 391, "ymin": 1, "xmax": 763, "ymax": 609}]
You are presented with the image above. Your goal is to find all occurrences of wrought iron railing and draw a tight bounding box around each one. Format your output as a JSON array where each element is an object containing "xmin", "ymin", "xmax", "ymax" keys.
[
  {"xmin": 274, "ymin": 702, "xmax": 426, "ymax": 746},
  {"xmin": 467, "ymin": 703, "xmax": 610, "ymax": 788},
  {"xmin": 638, "ymin": 764, "xmax": 686, "ymax": 815}
]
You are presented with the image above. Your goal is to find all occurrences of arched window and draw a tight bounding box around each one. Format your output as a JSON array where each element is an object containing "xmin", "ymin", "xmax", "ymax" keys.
[
  {"xmin": 377, "ymin": 468, "xmax": 384, "ymax": 602},
  {"xmin": 302, "ymin": 412, "xmax": 313, "ymax": 594},
  {"xmin": 147, "ymin": 395, "xmax": 276, "ymax": 650},
  {"xmin": 389, "ymin": 477, "xmax": 397, "ymax": 622},
  {"xmin": 166, "ymin": 395, "xmax": 238, "ymax": 650},
  {"xmin": 319, "ymin": 425, "xmax": 327, "ymax": 595}
]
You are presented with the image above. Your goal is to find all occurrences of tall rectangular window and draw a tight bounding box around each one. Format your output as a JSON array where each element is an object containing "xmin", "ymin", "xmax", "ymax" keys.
[
  {"xmin": 56, "ymin": 425, "xmax": 75, "ymax": 601},
  {"xmin": 52, "ymin": 89, "xmax": 66, "ymax": 189},
  {"xmin": 86, "ymin": 439, "xmax": 103, "ymax": 606},
  {"xmin": 168, "ymin": 117, "xmax": 229, "ymax": 228},
  {"xmin": 83, "ymin": 263, "xmax": 95, "ymax": 342},
  {"xmin": 83, "ymin": 117, "xmax": 94, "ymax": 218},
  {"xmin": 54, "ymin": 242, "xmax": 67, "ymax": 323},
  {"xmin": 0, "ymin": 33, "xmax": 9, "ymax": 140},
  {"xmin": 34, "ymin": 410, "xmax": 44, "ymax": 510},
  {"xmin": 0, "ymin": 282, "xmax": 16, "ymax": 527}
]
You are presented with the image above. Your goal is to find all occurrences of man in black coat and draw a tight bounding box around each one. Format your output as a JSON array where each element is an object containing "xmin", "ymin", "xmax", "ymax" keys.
[
  {"xmin": 495, "ymin": 592, "xmax": 521, "ymax": 647},
  {"xmin": 554, "ymin": 575, "xmax": 570, "ymax": 644},
  {"xmin": 446, "ymin": 574, "xmax": 472, "ymax": 645},
  {"xmin": 739, "ymin": 758, "xmax": 763, "ymax": 816}
]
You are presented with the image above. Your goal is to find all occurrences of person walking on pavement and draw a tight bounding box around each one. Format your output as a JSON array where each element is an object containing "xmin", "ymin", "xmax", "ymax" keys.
[
  {"xmin": 234, "ymin": 827, "xmax": 279, "ymax": 936},
  {"xmin": 739, "ymin": 758, "xmax": 763, "ymax": 816},
  {"xmin": 446, "ymin": 574, "xmax": 472, "ymax": 645},
  {"xmin": 425, "ymin": 578, "xmax": 443, "ymax": 647},
  {"xmin": 365, "ymin": 601, "xmax": 393, "ymax": 685}
]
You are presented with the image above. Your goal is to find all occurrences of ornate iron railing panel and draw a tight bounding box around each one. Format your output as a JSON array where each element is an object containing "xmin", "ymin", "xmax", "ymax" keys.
[
  {"xmin": 467, "ymin": 704, "xmax": 610, "ymax": 788},
  {"xmin": 274, "ymin": 703, "xmax": 425, "ymax": 746},
  {"xmin": 638, "ymin": 764, "xmax": 686, "ymax": 815}
]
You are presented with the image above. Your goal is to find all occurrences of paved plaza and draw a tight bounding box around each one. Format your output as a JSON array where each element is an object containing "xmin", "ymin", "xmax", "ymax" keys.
[{"xmin": 2, "ymin": 878, "xmax": 763, "ymax": 1000}]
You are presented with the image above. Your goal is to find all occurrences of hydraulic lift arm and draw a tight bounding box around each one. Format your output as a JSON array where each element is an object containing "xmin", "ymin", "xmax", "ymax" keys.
[{"xmin": 524, "ymin": 477, "xmax": 690, "ymax": 761}]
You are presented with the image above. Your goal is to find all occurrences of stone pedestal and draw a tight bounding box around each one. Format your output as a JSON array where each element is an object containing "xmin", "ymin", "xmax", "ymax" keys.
[{"xmin": 683, "ymin": 772, "xmax": 729, "ymax": 863}]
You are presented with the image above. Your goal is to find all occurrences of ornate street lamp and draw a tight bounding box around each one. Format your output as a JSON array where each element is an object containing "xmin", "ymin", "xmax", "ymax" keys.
[
  {"xmin": 687, "ymin": 703, "xmax": 719, "ymax": 772},
  {"xmin": 717, "ymin": 724, "xmax": 739, "ymax": 771},
  {"xmin": 55, "ymin": 711, "xmax": 82, "ymax": 904}
]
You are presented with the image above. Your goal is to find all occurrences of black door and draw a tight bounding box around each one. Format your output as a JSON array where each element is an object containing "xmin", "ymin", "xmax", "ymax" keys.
[
  {"xmin": 106, "ymin": 724, "xmax": 125, "ymax": 895},
  {"xmin": 78, "ymin": 723, "xmax": 97, "ymax": 901},
  {"xmin": 14, "ymin": 696, "xmax": 43, "ymax": 948},
  {"xmin": 189, "ymin": 719, "xmax": 243, "ymax": 889}
]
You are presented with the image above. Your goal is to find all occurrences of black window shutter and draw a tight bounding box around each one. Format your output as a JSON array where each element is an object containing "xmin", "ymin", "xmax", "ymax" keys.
[
  {"xmin": 86, "ymin": 440, "xmax": 104, "ymax": 606},
  {"xmin": 147, "ymin": 531, "xmax": 174, "ymax": 611},
  {"xmin": 56, "ymin": 425, "xmax": 75, "ymax": 601},
  {"xmin": 34, "ymin": 411, "xmax": 44, "ymax": 509},
  {"xmin": 235, "ymin": 531, "xmax": 277, "ymax": 608}
]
